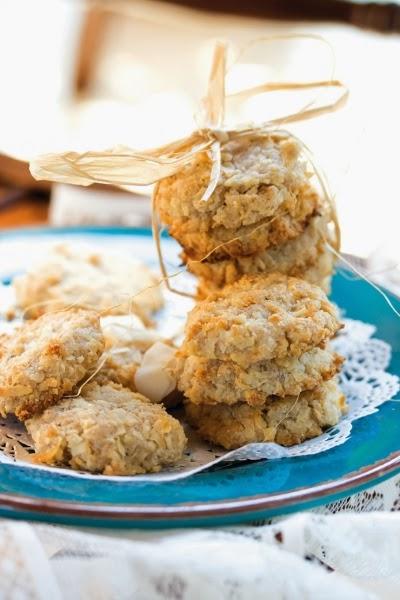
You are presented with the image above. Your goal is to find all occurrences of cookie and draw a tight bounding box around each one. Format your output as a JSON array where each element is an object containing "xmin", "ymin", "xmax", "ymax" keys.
[
  {"xmin": 185, "ymin": 379, "xmax": 346, "ymax": 449},
  {"xmin": 184, "ymin": 213, "xmax": 335, "ymax": 295},
  {"xmin": 197, "ymin": 251, "xmax": 333, "ymax": 298},
  {"xmin": 177, "ymin": 348, "xmax": 343, "ymax": 406},
  {"xmin": 0, "ymin": 310, "xmax": 104, "ymax": 420},
  {"xmin": 14, "ymin": 244, "xmax": 164, "ymax": 322},
  {"xmin": 183, "ymin": 274, "xmax": 342, "ymax": 368},
  {"xmin": 27, "ymin": 382, "xmax": 187, "ymax": 475},
  {"xmin": 156, "ymin": 134, "xmax": 320, "ymax": 258}
]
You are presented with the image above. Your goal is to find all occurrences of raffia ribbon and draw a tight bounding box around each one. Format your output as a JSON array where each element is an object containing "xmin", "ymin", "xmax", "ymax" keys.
[
  {"xmin": 30, "ymin": 36, "xmax": 347, "ymax": 194},
  {"xmin": 30, "ymin": 36, "xmax": 348, "ymax": 295}
]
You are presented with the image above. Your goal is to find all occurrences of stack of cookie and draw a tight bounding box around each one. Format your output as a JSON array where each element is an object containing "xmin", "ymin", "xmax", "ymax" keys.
[
  {"xmin": 156, "ymin": 133, "xmax": 335, "ymax": 297},
  {"xmin": 177, "ymin": 274, "xmax": 346, "ymax": 450}
]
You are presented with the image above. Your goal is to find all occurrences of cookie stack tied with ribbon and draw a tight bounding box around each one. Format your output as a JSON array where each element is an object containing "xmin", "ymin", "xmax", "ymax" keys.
[
  {"xmin": 156, "ymin": 132, "xmax": 336, "ymax": 297},
  {"xmin": 176, "ymin": 274, "xmax": 347, "ymax": 450},
  {"xmin": 30, "ymin": 39, "xmax": 347, "ymax": 301}
]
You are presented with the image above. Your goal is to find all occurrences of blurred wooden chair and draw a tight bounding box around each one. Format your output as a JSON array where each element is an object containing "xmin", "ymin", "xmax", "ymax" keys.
[
  {"xmin": 73, "ymin": 0, "xmax": 400, "ymax": 96},
  {"xmin": 2, "ymin": 0, "xmax": 399, "ymax": 226}
]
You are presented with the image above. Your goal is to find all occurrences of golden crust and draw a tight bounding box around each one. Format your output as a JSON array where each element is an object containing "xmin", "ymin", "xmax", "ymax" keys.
[
  {"xmin": 26, "ymin": 382, "xmax": 187, "ymax": 475},
  {"xmin": 0, "ymin": 310, "xmax": 104, "ymax": 420},
  {"xmin": 13, "ymin": 244, "xmax": 164, "ymax": 322},
  {"xmin": 182, "ymin": 274, "xmax": 342, "ymax": 367},
  {"xmin": 176, "ymin": 349, "xmax": 343, "ymax": 406},
  {"xmin": 184, "ymin": 213, "xmax": 335, "ymax": 295},
  {"xmin": 156, "ymin": 134, "xmax": 320, "ymax": 258},
  {"xmin": 185, "ymin": 379, "xmax": 347, "ymax": 449}
]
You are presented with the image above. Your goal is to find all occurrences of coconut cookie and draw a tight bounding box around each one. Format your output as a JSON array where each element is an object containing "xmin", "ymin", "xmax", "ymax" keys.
[
  {"xmin": 0, "ymin": 310, "xmax": 104, "ymax": 420},
  {"xmin": 197, "ymin": 251, "xmax": 334, "ymax": 299},
  {"xmin": 177, "ymin": 348, "xmax": 343, "ymax": 406},
  {"xmin": 26, "ymin": 382, "xmax": 187, "ymax": 475},
  {"xmin": 185, "ymin": 379, "xmax": 346, "ymax": 450},
  {"xmin": 156, "ymin": 134, "xmax": 320, "ymax": 258},
  {"xmin": 13, "ymin": 244, "xmax": 164, "ymax": 322},
  {"xmin": 183, "ymin": 274, "xmax": 342, "ymax": 368},
  {"xmin": 184, "ymin": 213, "xmax": 335, "ymax": 295}
]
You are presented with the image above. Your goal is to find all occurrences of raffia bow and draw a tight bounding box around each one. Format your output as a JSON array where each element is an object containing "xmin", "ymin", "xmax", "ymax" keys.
[{"xmin": 30, "ymin": 35, "xmax": 348, "ymax": 296}]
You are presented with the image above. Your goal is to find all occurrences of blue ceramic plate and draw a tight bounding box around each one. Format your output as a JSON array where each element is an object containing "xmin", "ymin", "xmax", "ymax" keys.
[{"xmin": 0, "ymin": 226, "xmax": 400, "ymax": 529}]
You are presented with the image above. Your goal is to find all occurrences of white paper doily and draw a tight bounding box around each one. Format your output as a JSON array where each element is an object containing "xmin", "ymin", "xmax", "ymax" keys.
[
  {"xmin": 0, "ymin": 318, "xmax": 398, "ymax": 482},
  {"xmin": 217, "ymin": 318, "xmax": 400, "ymax": 462}
]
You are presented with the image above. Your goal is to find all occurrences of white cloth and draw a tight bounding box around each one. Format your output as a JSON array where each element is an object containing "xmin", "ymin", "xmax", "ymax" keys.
[{"xmin": 2, "ymin": 474, "xmax": 400, "ymax": 600}]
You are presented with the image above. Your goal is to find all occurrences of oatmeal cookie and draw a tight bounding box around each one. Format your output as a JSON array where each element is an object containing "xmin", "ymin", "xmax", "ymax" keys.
[
  {"xmin": 184, "ymin": 213, "xmax": 335, "ymax": 294},
  {"xmin": 156, "ymin": 134, "xmax": 320, "ymax": 258},
  {"xmin": 14, "ymin": 244, "xmax": 164, "ymax": 322},
  {"xmin": 183, "ymin": 274, "xmax": 342, "ymax": 367},
  {"xmin": 197, "ymin": 251, "xmax": 333, "ymax": 298},
  {"xmin": 185, "ymin": 379, "xmax": 346, "ymax": 449},
  {"xmin": 0, "ymin": 310, "xmax": 104, "ymax": 420},
  {"xmin": 26, "ymin": 382, "xmax": 187, "ymax": 475},
  {"xmin": 177, "ymin": 348, "xmax": 343, "ymax": 406}
]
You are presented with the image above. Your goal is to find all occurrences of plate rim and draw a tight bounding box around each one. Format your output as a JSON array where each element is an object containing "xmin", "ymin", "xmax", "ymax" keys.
[{"xmin": 0, "ymin": 449, "xmax": 399, "ymax": 522}]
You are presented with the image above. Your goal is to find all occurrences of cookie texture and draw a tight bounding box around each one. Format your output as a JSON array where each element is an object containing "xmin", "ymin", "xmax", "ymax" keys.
[
  {"xmin": 182, "ymin": 274, "xmax": 342, "ymax": 367},
  {"xmin": 156, "ymin": 134, "xmax": 320, "ymax": 258},
  {"xmin": 185, "ymin": 379, "xmax": 346, "ymax": 449},
  {"xmin": 13, "ymin": 244, "xmax": 164, "ymax": 322},
  {"xmin": 184, "ymin": 213, "xmax": 335, "ymax": 295},
  {"xmin": 0, "ymin": 310, "xmax": 104, "ymax": 420},
  {"xmin": 177, "ymin": 348, "xmax": 343, "ymax": 406},
  {"xmin": 27, "ymin": 382, "xmax": 187, "ymax": 475}
]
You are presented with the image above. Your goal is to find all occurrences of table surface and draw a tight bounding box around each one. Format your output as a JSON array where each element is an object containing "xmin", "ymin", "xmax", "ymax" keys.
[{"xmin": 0, "ymin": 188, "xmax": 49, "ymax": 229}]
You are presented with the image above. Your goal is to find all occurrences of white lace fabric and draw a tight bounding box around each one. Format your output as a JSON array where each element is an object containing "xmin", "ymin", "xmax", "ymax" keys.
[{"xmin": 2, "ymin": 480, "xmax": 400, "ymax": 600}]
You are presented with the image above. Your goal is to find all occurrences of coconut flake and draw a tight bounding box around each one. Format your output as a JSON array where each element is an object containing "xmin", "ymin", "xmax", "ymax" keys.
[{"xmin": 135, "ymin": 342, "xmax": 176, "ymax": 403}]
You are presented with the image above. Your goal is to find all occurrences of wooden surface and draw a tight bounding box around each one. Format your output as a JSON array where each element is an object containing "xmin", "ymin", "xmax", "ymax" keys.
[
  {"xmin": 0, "ymin": 189, "xmax": 49, "ymax": 229},
  {"xmin": 162, "ymin": 0, "xmax": 400, "ymax": 31},
  {"xmin": 0, "ymin": 154, "xmax": 50, "ymax": 228}
]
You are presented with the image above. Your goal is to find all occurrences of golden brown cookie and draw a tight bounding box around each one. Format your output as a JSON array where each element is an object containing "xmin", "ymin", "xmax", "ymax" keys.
[
  {"xmin": 197, "ymin": 252, "xmax": 333, "ymax": 299},
  {"xmin": 185, "ymin": 379, "xmax": 346, "ymax": 449},
  {"xmin": 156, "ymin": 134, "xmax": 320, "ymax": 258},
  {"xmin": 182, "ymin": 274, "xmax": 342, "ymax": 368},
  {"xmin": 27, "ymin": 382, "xmax": 187, "ymax": 475},
  {"xmin": 14, "ymin": 244, "xmax": 164, "ymax": 322},
  {"xmin": 184, "ymin": 213, "xmax": 335, "ymax": 295},
  {"xmin": 177, "ymin": 348, "xmax": 343, "ymax": 406},
  {"xmin": 0, "ymin": 310, "xmax": 104, "ymax": 420}
]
